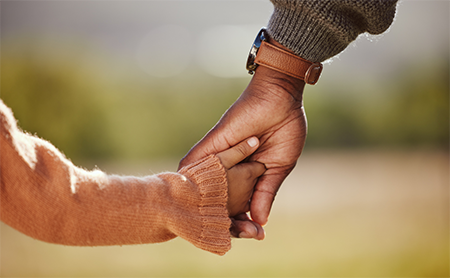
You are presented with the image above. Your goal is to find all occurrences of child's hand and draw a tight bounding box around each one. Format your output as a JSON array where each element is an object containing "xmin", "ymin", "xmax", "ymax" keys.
[{"xmin": 216, "ymin": 137, "xmax": 266, "ymax": 217}]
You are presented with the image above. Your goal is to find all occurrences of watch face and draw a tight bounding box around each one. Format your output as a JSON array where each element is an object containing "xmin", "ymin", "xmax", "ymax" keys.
[{"xmin": 246, "ymin": 28, "xmax": 266, "ymax": 74}]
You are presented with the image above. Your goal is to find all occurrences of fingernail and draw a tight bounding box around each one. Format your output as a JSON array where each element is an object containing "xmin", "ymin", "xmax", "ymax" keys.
[
  {"xmin": 238, "ymin": 231, "xmax": 251, "ymax": 238},
  {"xmin": 238, "ymin": 225, "xmax": 258, "ymax": 239},
  {"xmin": 247, "ymin": 137, "xmax": 258, "ymax": 147}
]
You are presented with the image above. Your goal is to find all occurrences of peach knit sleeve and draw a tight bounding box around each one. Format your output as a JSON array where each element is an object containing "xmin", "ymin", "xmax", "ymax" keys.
[{"xmin": 0, "ymin": 100, "xmax": 231, "ymax": 255}]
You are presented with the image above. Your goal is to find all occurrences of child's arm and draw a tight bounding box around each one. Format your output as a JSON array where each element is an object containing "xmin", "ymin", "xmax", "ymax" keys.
[{"xmin": 0, "ymin": 100, "xmax": 263, "ymax": 255}]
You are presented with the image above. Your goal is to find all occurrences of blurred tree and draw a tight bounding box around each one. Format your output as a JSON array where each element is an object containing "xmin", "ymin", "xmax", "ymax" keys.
[
  {"xmin": 305, "ymin": 55, "xmax": 449, "ymax": 150},
  {"xmin": 1, "ymin": 41, "xmax": 117, "ymax": 165},
  {"xmin": 384, "ymin": 58, "xmax": 449, "ymax": 148},
  {"xmin": 1, "ymin": 38, "xmax": 244, "ymax": 164},
  {"xmin": 2, "ymin": 38, "xmax": 447, "ymax": 167}
]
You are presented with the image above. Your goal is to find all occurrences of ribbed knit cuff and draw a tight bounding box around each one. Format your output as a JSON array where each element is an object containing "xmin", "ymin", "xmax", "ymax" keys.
[{"xmin": 177, "ymin": 154, "xmax": 231, "ymax": 255}]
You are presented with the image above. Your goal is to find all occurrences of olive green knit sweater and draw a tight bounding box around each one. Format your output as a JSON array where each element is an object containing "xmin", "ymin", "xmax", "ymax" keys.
[{"xmin": 268, "ymin": 0, "xmax": 398, "ymax": 62}]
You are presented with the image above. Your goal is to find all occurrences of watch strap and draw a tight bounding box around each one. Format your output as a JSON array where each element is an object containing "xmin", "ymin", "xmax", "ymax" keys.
[{"xmin": 255, "ymin": 40, "xmax": 323, "ymax": 85}]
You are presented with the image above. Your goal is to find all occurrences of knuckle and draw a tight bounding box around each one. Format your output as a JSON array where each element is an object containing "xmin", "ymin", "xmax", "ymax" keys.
[
  {"xmin": 254, "ymin": 188, "xmax": 277, "ymax": 198},
  {"xmin": 235, "ymin": 143, "xmax": 249, "ymax": 157},
  {"xmin": 243, "ymin": 170, "xmax": 254, "ymax": 181}
]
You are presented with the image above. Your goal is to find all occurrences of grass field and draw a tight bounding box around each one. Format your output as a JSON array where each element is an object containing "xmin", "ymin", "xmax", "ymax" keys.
[{"xmin": 1, "ymin": 150, "xmax": 448, "ymax": 277}]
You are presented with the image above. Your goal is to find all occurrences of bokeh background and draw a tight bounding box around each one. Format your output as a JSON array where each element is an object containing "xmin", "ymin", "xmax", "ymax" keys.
[{"xmin": 1, "ymin": 0, "xmax": 448, "ymax": 277}]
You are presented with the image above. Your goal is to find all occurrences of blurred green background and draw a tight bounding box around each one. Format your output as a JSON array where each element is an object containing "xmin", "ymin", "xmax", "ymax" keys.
[{"xmin": 1, "ymin": 0, "xmax": 448, "ymax": 277}]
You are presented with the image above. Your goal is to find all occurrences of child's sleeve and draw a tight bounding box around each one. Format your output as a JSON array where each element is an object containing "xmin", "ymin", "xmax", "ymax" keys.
[{"xmin": 0, "ymin": 100, "xmax": 231, "ymax": 255}]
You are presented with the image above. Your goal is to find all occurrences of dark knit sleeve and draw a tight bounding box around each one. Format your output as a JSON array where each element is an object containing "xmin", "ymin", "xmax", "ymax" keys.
[{"xmin": 267, "ymin": 0, "xmax": 398, "ymax": 62}]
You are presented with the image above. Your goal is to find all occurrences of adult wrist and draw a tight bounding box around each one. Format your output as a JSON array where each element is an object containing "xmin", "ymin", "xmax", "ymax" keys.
[
  {"xmin": 250, "ymin": 37, "xmax": 306, "ymax": 102},
  {"xmin": 247, "ymin": 28, "xmax": 321, "ymax": 87}
]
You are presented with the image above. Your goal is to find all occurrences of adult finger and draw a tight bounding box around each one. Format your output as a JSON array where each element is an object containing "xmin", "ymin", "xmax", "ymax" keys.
[
  {"xmin": 178, "ymin": 124, "xmax": 235, "ymax": 170},
  {"xmin": 178, "ymin": 94, "xmax": 258, "ymax": 170},
  {"xmin": 249, "ymin": 171, "xmax": 289, "ymax": 226},
  {"xmin": 179, "ymin": 134, "xmax": 219, "ymax": 170}
]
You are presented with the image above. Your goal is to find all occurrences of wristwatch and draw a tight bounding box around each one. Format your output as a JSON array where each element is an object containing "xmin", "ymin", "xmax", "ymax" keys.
[{"xmin": 246, "ymin": 28, "xmax": 323, "ymax": 85}]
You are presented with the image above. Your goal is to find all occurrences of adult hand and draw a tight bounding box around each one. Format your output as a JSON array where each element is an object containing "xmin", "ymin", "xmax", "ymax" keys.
[{"xmin": 179, "ymin": 40, "xmax": 307, "ymax": 237}]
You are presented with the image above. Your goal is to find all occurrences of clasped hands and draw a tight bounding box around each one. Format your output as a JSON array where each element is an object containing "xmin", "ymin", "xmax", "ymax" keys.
[{"xmin": 179, "ymin": 64, "xmax": 307, "ymax": 240}]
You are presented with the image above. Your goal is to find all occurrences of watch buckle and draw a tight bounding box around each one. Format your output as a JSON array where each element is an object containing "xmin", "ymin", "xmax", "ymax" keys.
[{"xmin": 305, "ymin": 63, "xmax": 323, "ymax": 85}]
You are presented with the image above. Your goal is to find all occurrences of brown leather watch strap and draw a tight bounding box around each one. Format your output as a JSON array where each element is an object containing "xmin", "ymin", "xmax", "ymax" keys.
[{"xmin": 255, "ymin": 41, "xmax": 323, "ymax": 85}]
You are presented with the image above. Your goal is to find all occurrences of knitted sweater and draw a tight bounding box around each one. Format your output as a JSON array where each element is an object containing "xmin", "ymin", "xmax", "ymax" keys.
[
  {"xmin": 0, "ymin": 100, "xmax": 231, "ymax": 255},
  {"xmin": 268, "ymin": 0, "xmax": 399, "ymax": 62}
]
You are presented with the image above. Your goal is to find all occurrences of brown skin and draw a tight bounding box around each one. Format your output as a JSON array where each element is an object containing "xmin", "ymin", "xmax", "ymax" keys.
[
  {"xmin": 216, "ymin": 137, "xmax": 266, "ymax": 217},
  {"xmin": 179, "ymin": 38, "xmax": 307, "ymax": 240}
]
